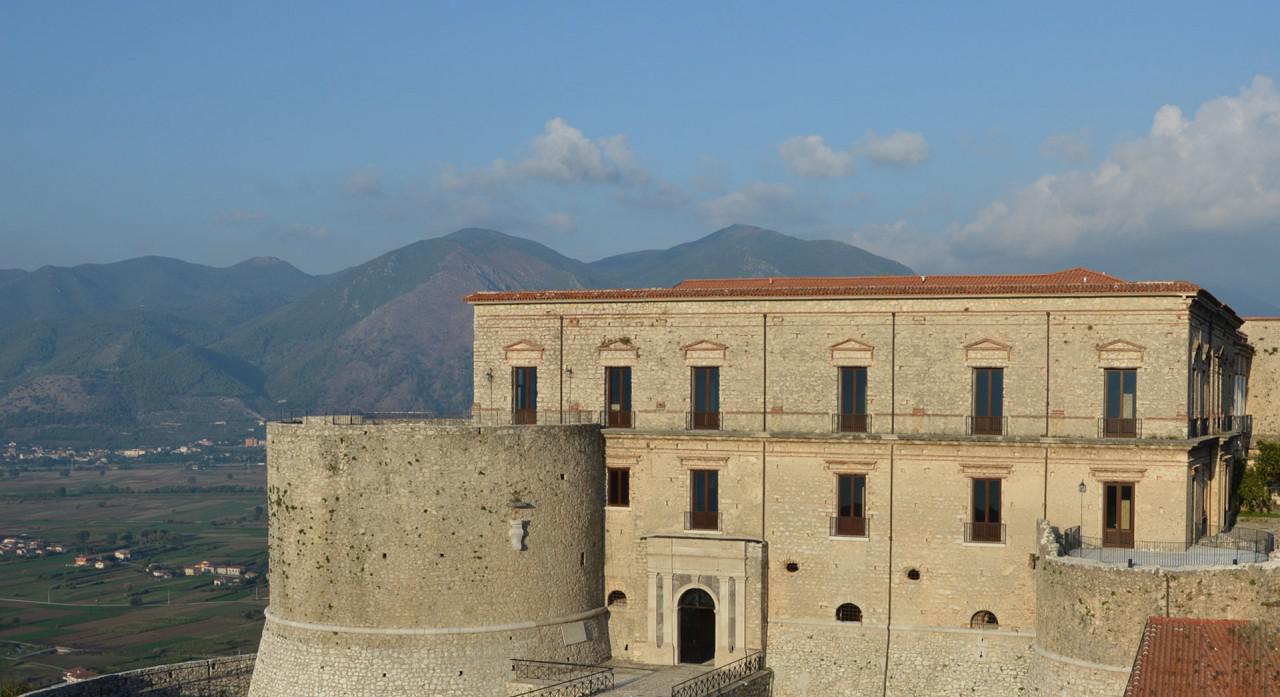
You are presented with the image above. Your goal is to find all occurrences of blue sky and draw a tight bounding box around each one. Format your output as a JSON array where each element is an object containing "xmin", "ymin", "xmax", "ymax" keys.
[{"xmin": 3, "ymin": 2, "xmax": 1280, "ymax": 304}]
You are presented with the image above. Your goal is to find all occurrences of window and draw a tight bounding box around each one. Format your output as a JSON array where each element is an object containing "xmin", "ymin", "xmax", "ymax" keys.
[
  {"xmin": 607, "ymin": 467, "xmax": 630, "ymax": 507},
  {"xmin": 512, "ymin": 367, "xmax": 537, "ymax": 424},
  {"xmin": 833, "ymin": 474, "xmax": 867, "ymax": 536},
  {"xmin": 970, "ymin": 610, "xmax": 999, "ymax": 629},
  {"xmin": 607, "ymin": 590, "xmax": 628, "ymax": 608},
  {"xmin": 835, "ymin": 603, "xmax": 863, "ymax": 623},
  {"xmin": 972, "ymin": 368, "xmax": 1004, "ymax": 435},
  {"xmin": 1104, "ymin": 369, "xmax": 1137, "ymax": 437},
  {"xmin": 837, "ymin": 367, "xmax": 869, "ymax": 433},
  {"xmin": 691, "ymin": 367, "xmax": 720, "ymax": 430},
  {"xmin": 688, "ymin": 469, "xmax": 719, "ymax": 530},
  {"xmin": 968, "ymin": 478, "xmax": 1003, "ymax": 543},
  {"xmin": 605, "ymin": 367, "xmax": 633, "ymax": 428}
]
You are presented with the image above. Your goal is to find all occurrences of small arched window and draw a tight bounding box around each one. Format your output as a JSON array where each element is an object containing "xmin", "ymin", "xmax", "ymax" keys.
[
  {"xmin": 607, "ymin": 590, "xmax": 628, "ymax": 608},
  {"xmin": 835, "ymin": 603, "xmax": 862, "ymax": 623},
  {"xmin": 970, "ymin": 610, "xmax": 998, "ymax": 629}
]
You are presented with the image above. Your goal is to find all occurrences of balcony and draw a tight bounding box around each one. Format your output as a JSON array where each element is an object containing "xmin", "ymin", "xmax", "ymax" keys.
[
  {"xmin": 1099, "ymin": 417, "xmax": 1140, "ymax": 438},
  {"xmin": 602, "ymin": 409, "xmax": 635, "ymax": 429},
  {"xmin": 832, "ymin": 413, "xmax": 872, "ymax": 434},
  {"xmin": 964, "ymin": 521, "xmax": 1006, "ymax": 544},
  {"xmin": 687, "ymin": 411, "xmax": 721, "ymax": 431},
  {"xmin": 830, "ymin": 515, "xmax": 870, "ymax": 537},
  {"xmin": 966, "ymin": 415, "xmax": 1007, "ymax": 436},
  {"xmin": 471, "ymin": 410, "xmax": 601, "ymax": 426},
  {"xmin": 1062, "ymin": 526, "xmax": 1274, "ymax": 567},
  {"xmin": 685, "ymin": 510, "xmax": 720, "ymax": 531}
]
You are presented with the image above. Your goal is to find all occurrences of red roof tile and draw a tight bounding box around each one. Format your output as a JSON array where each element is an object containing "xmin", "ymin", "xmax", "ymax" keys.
[
  {"xmin": 1126, "ymin": 617, "xmax": 1280, "ymax": 696},
  {"xmin": 465, "ymin": 267, "xmax": 1220, "ymax": 306}
]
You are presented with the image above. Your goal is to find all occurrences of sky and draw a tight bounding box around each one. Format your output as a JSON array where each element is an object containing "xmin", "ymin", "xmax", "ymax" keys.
[{"xmin": 3, "ymin": 2, "xmax": 1280, "ymax": 306}]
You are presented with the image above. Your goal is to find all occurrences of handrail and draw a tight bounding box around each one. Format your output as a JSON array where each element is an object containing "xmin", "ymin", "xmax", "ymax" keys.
[
  {"xmin": 671, "ymin": 651, "xmax": 765, "ymax": 697},
  {"xmin": 510, "ymin": 659, "xmax": 614, "ymax": 697}
]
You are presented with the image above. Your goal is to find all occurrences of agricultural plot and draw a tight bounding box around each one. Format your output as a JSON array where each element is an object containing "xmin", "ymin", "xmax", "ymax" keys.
[{"xmin": 0, "ymin": 464, "xmax": 267, "ymax": 690}]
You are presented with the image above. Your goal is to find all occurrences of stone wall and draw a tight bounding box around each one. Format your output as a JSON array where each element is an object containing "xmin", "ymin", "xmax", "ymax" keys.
[
  {"xmin": 249, "ymin": 420, "xmax": 610, "ymax": 697},
  {"xmin": 20, "ymin": 655, "xmax": 254, "ymax": 697},
  {"xmin": 472, "ymin": 294, "xmax": 1211, "ymax": 440},
  {"xmin": 1242, "ymin": 318, "xmax": 1280, "ymax": 438},
  {"xmin": 1028, "ymin": 521, "xmax": 1280, "ymax": 696}
]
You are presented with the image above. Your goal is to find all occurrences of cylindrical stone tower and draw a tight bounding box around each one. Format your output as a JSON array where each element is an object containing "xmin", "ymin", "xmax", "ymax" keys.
[{"xmin": 248, "ymin": 418, "xmax": 610, "ymax": 696}]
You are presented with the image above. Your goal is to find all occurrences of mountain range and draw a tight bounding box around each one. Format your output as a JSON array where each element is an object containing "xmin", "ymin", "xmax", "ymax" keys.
[{"xmin": 0, "ymin": 225, "xmax": 913, "ymax": 446}]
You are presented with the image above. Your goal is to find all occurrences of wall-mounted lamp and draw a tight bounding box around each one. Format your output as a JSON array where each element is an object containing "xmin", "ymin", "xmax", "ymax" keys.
[
  {"xmin": 1078, "ymin": 481, "xmax": 1086, "ymax": 494},
  {"xmin": 484, "ymin": 368, "xmax": 494, "ymax": 383}
]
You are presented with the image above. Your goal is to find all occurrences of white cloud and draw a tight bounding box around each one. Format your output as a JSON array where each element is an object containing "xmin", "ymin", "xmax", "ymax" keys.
[
  {"xmin": 542, "ymin": 212, "xmax": 577, "ymax": 234},
  {"xmin": 454, "ymin": 117, "xmax": 649, "ymax": 188},
  {"xmin": 1040, "ymin": 131, "xmax": 1090, "ymax": 164},
  {"xmin": 951, "ymin": 75, "xmax": 1280, "ymax": 261},
  {"xmin": 861, "ymin": 130, "xmax": 930, "ymax": 166},
  {"xmin": 779, "ymin": 135, "xmax": 854, "ymax": 178},
  {"xmin": 701, "ymin": 182, "xmax": 815, "ymax": 228},
  {"xmin": 343, "ymin": 169, "xmax": 384, "ymax": 197}
]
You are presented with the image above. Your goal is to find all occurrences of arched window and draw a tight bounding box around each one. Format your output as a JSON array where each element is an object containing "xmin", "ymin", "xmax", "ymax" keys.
[
  {"xmin": 607, "ymin": 590, "xmax": 628, "ymax": 608},
  {"xmin": 835, "ymin": 603, "xmax": 862, "ymax": 623},
  {"xmin": 970, "ymin": 610, "xmax": 998, "ymax": 629}
]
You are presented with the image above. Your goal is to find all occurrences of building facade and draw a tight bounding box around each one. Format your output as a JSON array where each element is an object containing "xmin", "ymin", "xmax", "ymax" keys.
[{"xmin": 467, "ymin": 267, "xmax": 1260, "ymax": 695}]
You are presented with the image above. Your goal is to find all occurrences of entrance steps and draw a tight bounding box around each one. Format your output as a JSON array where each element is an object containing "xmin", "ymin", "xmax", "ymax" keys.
[{"xmin": 595, "ymin": 662, "xmax": 709, "ymax": 696}]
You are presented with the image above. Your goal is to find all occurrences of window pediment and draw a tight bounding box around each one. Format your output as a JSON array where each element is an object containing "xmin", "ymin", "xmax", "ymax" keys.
[
  {"xmin": 964, "ymin": 338, "xmax": 1011, "ymax": 367},
  {"xmin": 504, "ymin": 340, "xmax": 545, "ymax": 366},
  {"xmin": 598, "ymin": 337, "xmax": 639, "ymax": 366},
  {"xmin": 830, "ymin": 338, "xmax": 875, "ymax": 367},
  {"xmin": 682, "ymin": 340, "xmax": 727, "ymax": 365},
  {"xmin": 1097, "ymin": 339, "xmax": 1145, "ymax": 367}
]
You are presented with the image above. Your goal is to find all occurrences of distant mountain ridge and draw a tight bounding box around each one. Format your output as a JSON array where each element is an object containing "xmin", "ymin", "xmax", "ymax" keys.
[{"xmin": 0, "ymin": 225, "xmax": 912, "ymax": 445}]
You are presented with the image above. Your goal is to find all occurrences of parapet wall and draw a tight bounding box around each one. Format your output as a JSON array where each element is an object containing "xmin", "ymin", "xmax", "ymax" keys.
[
  {"xmin": 21, "ymin": 655, "xmax": 254, "ymax": 697},
  {"xmin": 1029, "ymin": 520, "xmax": 1280, "ymax": 696},
  {"xmin": 249, "ymin": 420, "xmax": 610, "ymax": 697}
]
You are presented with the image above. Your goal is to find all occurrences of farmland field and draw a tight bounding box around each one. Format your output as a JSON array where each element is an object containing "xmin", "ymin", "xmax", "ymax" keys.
[{"xmin": 0, "ymin": 463, "xmax": 267, "ymax": 691}]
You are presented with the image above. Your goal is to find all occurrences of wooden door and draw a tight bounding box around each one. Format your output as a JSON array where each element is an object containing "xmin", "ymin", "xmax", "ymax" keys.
[{"xmin": 1103, "ymin": 482, "xmax": 1135, "ymax": 548}]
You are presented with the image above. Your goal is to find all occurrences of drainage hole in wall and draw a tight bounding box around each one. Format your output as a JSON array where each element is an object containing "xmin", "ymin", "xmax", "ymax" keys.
[
  {"xmin": 785, "ymin": 561, "xmax": 799, "ymax": 573},
  {"xmin": 906, "ymin": 568, "xmax": 921, "ymax": 580}
]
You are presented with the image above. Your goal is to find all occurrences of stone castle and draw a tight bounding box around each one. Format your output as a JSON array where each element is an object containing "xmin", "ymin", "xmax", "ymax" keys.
[{"xmin": 26, "ymin": 267, "xmax": 1280, "ymax": 696}]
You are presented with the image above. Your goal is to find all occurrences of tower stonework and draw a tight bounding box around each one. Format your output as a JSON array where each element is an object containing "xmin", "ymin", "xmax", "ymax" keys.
[{"xmin": 248, "ymin": 419, "xmax": 610, "ymax": 697}]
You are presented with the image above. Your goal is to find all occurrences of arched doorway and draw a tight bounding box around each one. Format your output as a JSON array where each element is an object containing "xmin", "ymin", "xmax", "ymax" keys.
[{"xmin": 677, "ymin": 588, "xmax": 716, "ymax": 664}]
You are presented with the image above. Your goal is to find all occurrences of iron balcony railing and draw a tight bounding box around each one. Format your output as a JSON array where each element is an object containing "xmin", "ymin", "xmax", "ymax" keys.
[
  {"xmin": 1061, "ymin": 526, "xmax": 1274, "ymax": 567},
  {"xmin": 686, "ymin": 510, "xmax": 721, "ymax": 532},
  {"xmin": 687, "ymin": 411, "xmax": 721, "ymax": 431},
  {"xmin": 671, "ymin": 651, "xmax": 765, "ymax": 697},
  {"xmin": 832, "ymin": 413, "xmax": 872, "ymax": 434},
  {"xmin": 830, "ymin": 515, "xmax": 870, "ymax": 538},
  {"xmin": 602, "ymin": 409, "xmax": 635, "ymax": 429},
  {"xmin": 964, "ymin": 521, "xmax": 1006, "ymax": 544},
  {"xmin": 966, "ymin": 415, "xmax": 1007, "ymax": 436},
  {"xmin": 1099, "ymin": 417, "xmax": 1141, "ymax": 438},
  {"xmin": 471, "ymin": 410, "xmax": 602, "ymax": 426},
  {"xmin": 510, "ymin": 660, "xmax": 614, "ymax": 697}
]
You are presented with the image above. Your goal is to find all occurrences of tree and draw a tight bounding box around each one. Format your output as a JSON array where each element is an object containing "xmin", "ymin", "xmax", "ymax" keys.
[
  {"xmin": 253, "ymin": 505, "xmax": 264, "ymax": 521},
  {"xmin": 121, "ymin": 531, "xmax": 134, "ymax": 545},
  {"xmin": 129, "ymin": 594, "xmax": 144, "ymax": 607},
  {"xmin": 104, "ymin": 532, "xmax": 118, "ymax": 547},
  {"xmin": 55, "ymin": 486, "xmax": 67, "ymax": 497},
  {"xmin": 76, "ymin": 530, "xmax": 90, "ymax": 544}
]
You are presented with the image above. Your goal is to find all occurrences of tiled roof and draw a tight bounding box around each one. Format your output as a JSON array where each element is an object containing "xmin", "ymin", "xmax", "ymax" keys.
[
  {"xmin": 1126, "ymin": 617, "xmax": 1280, "ymax": 696},
  {"xmin": 465, "ymin": 267, "xmax": 1203, "ymax": 303}
]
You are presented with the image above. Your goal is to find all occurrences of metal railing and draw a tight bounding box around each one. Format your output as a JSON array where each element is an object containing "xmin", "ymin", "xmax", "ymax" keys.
[
  {"xmin": 510, "ymin": 660, "xmax": 615, "ymax": 697},
  {"xmin": 964, "ymin": 521, "xmax": 1006, "ymax": 544},
  {"xmin": 671, "ymin": 651, "xmax": 766, "ymax": 697},
  {"xmin": 966, "ymin": 415, "xmax": 1007, "ymax": 436},
  {"xmin": 1061, "ymin": 526, "xmax": 1274, "ymax": 567},
  {"xmin": 832, "ymin": 413, "xmax": 872, "ymax": 434},
  {"xmin": 1099, "ymin": 417, "xmax": 1140, "ymax": 438},
  {"xmin": 602, "ymin": 409, "xmax": 636, "ymax": 429},
  {"xmin": 687, "ymin": 411, "xmax": 722, "ymax": 430},
  {"xmin": 830, "ymin": 515, "xmax": 870, "ymax": 538},
  {"xmin": 471, "ymin": 410, "xmax": 602, "ymax": 426},
  {"xmin": 272, "ymin": 410, "xmax": 439, "ymax": 424},
  {"xmin": 686, "ymin": 510, "xmax": 721, "ymax": 531}
]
